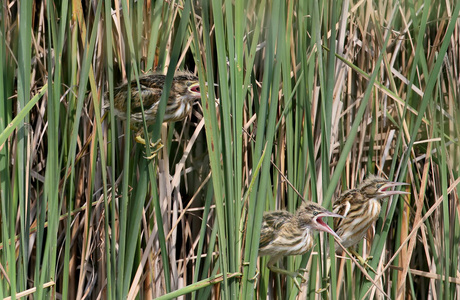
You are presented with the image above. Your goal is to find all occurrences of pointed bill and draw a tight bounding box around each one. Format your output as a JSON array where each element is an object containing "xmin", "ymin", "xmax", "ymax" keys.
[
  {"xmin": 313, "ymin": 211, "xmax": 344, "ymax": 240},
  {"xmin": 379, "ymin": 181, "xmax": 410, "ymax": 197}
]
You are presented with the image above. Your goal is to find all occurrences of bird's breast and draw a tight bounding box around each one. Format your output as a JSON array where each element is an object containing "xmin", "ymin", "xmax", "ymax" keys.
[
  {"xmin": 290, "ymin": 230, "xmax": 314, "ymax": 255},
  {"xmin": 164, "ymin": 98, "xmax": 192, "ymax": 122},
  {"xmin": 336, "ymin": 199, "xmax": 381, "ymax": 249},
  {"xmin": 280, "ymin": 228, "xmax": 314, "ymax": 256}
]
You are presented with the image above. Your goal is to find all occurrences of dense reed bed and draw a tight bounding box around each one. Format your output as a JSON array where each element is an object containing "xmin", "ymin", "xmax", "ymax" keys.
[{"xmin": 0, "ymin": 0, "xmax": 459, "ymax": 299}]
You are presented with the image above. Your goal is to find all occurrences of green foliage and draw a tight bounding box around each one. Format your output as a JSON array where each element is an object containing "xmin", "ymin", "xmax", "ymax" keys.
[{"xmin": 0, "ymin": 0, "xmax": 459, "ymax": 299}]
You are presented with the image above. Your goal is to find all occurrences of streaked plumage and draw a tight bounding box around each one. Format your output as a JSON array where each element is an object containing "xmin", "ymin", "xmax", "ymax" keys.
[
  {"xmin": 105, "ymin": 71, "xmax": 201, "ymax": 157},
  {"xmin": 259, "ymin": 201, "xmax": 343, "ymax": 289},
  {"xmin": 109, "ymin": 71, "xmax": 200, "ymax": 125},
  {"xmin": 333, "ymin": 175, "xmax": 409, "ymax": 252}
]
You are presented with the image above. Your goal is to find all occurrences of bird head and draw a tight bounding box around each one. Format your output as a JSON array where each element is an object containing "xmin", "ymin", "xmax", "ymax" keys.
[
  {"xmin": 173, "ymin": 72, "xmax": 201, "ymax": 101},
  {"xmin": 359, "ymin": 175, "xmax": 410, "ymax": 200},
  {"xmin": 296, "ymin": 202, "xmax": 344, "ymax": 240}
]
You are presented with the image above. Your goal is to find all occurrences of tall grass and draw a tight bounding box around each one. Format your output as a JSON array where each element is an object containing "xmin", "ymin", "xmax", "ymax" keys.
[{"xmin": 0, "ymin": 0, "xmax": 459, "ymax": 299}]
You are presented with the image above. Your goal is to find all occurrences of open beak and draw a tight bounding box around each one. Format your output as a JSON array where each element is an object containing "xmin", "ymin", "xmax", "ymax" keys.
[
  {"xmin": 189, "ymin": 82, "xmax": 201, "ymax": 96},
  {"xmin": 313, "ymin": 211, "xmax": 344, "ymax": 240},
  {"xmin": 379, "ymin": 181, "xmax": 410, "ymax": 197}
]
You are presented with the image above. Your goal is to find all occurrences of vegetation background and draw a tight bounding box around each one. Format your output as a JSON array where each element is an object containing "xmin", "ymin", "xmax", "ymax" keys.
[{"xmin": 0, "ymin": 0, "xmax": 459, "ymax": 299}]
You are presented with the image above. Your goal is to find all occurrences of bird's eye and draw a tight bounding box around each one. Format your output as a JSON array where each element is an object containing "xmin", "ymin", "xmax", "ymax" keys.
[{"xmin": 313, "ymin": 211, "xmax": 319, "ymax": 216}]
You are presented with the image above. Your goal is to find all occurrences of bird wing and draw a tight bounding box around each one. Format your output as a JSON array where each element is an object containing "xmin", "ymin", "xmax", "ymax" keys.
[
  {"xmin": 259, "ymin": 211, "xmax": 293, "ymax": 249},
  {"xmin": 129, "ymin": 77, "xmax": 164, "ymax": 114},
  {"xmin": 112, "ymin": 77, "xmax": 164, "ymax": 114}
]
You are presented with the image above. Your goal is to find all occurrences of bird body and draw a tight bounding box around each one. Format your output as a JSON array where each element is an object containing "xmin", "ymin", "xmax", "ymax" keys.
[
  {"xmin": 258, "ymin": 201, "xmax": 343, "ymax": 289},
  {"xmin": 108, "ymin": 71, "xmax": 201, "ymax": 126},
  {"xmin": 333, "ymin": 188, "xmax": 381, "ymax": 249},
  {"xmin": 105, "ymin": 71, "xmax": 201, "ymax": 158},
  {"xmin": 333, "ymin": 175, "xmax": 409, "ymax": 252},
  {"xmin": 259, "ymin": 210, "xmax": 315, "ymax": 258}
]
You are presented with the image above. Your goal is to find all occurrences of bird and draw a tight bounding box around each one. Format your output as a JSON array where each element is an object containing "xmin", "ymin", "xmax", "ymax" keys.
[
  {"xmin": 333, "ymin": 175, "xmax": 409, "ymax": 269},
  {"xmin": 105, "ymin": 71, "xmax": 201, "ymax": 158},
  {"xmin": 259, "ymin": 201, "xmax": 343, "ymax": 289}
]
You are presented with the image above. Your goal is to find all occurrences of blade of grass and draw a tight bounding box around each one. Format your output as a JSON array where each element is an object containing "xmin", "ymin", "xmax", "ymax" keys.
[
  {"xmin": 0, "ymin": 2, "xmax": 13, "ymax": 297},
  {"xmin": 16, "ymin": 0, "xmax": 33, "ymax": 292},
  {"xmin": 103, "ymin": 1, "xmax": 117, "ymax": 298},
  {"xmin": 0, "ymin": 84, "xmax": 47, "ymax": 148}
]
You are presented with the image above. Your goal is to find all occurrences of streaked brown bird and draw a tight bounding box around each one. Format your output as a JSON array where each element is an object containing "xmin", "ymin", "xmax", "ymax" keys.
[
  {"xmin": 333, "ymin": 175, "xmax": 409, "ymax": 268},
  {"xmin": 106, "ymin": 71, "xmax": 201, "ymax": 158},
  {"xmin": 259, "ymin": 201, "xmax": 343, "ymax": 289}
]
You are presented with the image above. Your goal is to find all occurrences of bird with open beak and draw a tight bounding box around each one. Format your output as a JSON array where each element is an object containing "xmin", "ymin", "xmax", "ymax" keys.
[
  {"xmin": 333, "ymin": 175, "xmax": 410, "ymax": 268},
  {"xmin": 259, "ymin": 201, "xmax": 343, "ymax": 289}
]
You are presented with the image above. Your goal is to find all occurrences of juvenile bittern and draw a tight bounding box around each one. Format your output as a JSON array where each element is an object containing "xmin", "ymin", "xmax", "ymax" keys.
[
  {"xmin": 259, "ymin": 201, "xmax": 343, "ymax": 289},
  {"xmin": 106, "ymin": 71, "xmax": 201, "ymax": 158},
  {"xmin": 333, "ymin": 175, "xmax": 409, "ymax": 269}
]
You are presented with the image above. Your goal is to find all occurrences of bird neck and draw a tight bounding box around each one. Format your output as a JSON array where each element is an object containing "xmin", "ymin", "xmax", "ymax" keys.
[{"xmin": 366, "ymin": 197, "xmax": 382, "ymax": 221}]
